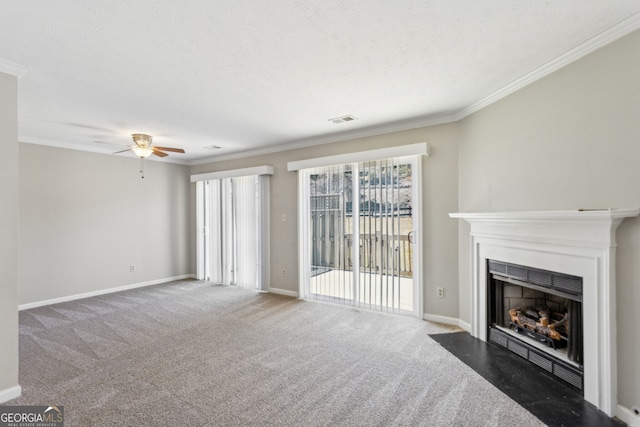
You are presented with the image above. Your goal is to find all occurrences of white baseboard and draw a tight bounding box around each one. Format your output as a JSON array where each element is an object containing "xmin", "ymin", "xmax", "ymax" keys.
[
  {"xmin": 268, "ymin": 287, "xmax": 299, "ymax": 298},
  {"xmin": 423, "ymin": 313, "xmax": 471, "ymax": 332},
  {"xmin": 18, "ymin": 274, "xmax": 197, "ymax": 311},
  {"xmin": 617, "ymin": 404, "xmax": 640, "ymax": 427},
  {"xmin": 423, "ymin": 313, "xmax": 462, "ymax": 328},
  {"xmin": 457, "ymin": 320, "xmax": 471, "ymax": 332},
  {"xmin": 0, "ymin": 385, "xmax": 21, "ymax": 404}
]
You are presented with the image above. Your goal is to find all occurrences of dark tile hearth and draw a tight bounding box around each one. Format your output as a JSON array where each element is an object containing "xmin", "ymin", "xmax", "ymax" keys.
[{"xmin": 430, "ymin": 331, "xmax": 625, "ymax": 427}]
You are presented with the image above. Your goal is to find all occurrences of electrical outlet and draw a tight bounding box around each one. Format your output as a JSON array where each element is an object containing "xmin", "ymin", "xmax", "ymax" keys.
[
  {"xmin": 281, "ymin": 213, "xmax": 287, "ymax": 222},
  {"xmin": 281, "ymin": 268, "xmax": 287, "ymax": 277},
  {"xmin": 436, "ymin": 287, "xmax": 444, "ymax": 298},
  {"xmin": 130, "ymin": 265, "xmax": 136, "ymax": 272}
]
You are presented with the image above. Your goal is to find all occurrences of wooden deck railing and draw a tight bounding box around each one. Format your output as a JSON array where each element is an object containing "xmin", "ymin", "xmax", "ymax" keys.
[{"xmin": 344, "ymin": 232, "xmax": 413, "ymax": 278}]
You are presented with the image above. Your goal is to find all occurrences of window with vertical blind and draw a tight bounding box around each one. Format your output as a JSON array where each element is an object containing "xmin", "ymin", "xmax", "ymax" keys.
[{"xmin": 191, "ymin": 166, "xmax": 272, "ymax": 291}]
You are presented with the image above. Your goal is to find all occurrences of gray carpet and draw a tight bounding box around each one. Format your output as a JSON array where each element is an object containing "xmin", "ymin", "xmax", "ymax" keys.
[{"xmin": 5, "ymin": 280, "xmax": 545, "ymax": 426}]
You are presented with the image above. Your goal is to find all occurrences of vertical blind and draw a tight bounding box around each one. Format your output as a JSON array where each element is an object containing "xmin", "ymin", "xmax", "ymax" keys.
[
  {"xmin": 233, "ymin": 175, "xmax": 260, "ymax": 288},
  {"xmin": 358, "ymin": 158, "xmax": 407, "ymax": 312},
  {"xmin": 301, "ymin": 156, "xmax": 418, "ymax": 315},
  {"xmin": 193, "ymin": 167, "xmax": 272, "ymax": 291},
  {"xmin": 307, "ymin": 163, "xmax": 354, "ymax": 304}
]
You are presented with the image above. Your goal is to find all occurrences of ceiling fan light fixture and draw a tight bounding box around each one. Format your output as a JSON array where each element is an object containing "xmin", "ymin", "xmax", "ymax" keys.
[
  {"xmin": 131, "ymin": 146, "xmax": 153, "ymax": 158},
  {"xmin": 131, "ymin": 133, "xmax": 152, "ymax": 147}
]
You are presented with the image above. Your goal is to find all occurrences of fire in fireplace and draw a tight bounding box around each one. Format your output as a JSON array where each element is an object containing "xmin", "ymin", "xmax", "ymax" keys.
[{"xmin": 487, "ymin": 260, "xmax": 584, "ymax": 392}]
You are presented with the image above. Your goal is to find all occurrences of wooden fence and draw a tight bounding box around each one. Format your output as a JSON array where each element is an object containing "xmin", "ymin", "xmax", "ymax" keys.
[
  {"xmin": 310, "ymin": 194, "xmax": 413, "ymax": 278},
  {"xmin": 345, "ymin": 232, "xmax": 413, "ymax": 278}
]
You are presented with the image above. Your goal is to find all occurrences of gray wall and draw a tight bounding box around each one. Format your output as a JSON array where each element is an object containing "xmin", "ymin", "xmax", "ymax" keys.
[
  {"xmin": 19, "ymin": 144, "xmax": 192, "ymax": 305},
  {"xmin": 458, "ymin": 29, "xmax": 640, "ymax": 411},
  {"xmin": 190, "ymin": 123, "xmax": 460, "ymax": 318},
  {"xmin": 0, "ymin": 72, "xmax": 19, "ymax": 398}
]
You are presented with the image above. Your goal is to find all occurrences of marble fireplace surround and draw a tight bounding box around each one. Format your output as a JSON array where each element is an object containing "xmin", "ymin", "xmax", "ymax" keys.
[{"xmin": 450, "ymin": 209, "xmax": 639, "ymax": 417}]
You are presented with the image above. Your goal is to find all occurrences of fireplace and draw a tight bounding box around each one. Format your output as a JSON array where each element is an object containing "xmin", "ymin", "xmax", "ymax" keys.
[
  {"xmin": 450, "ymin": 209, "xmax": 639, "ymax": 417},
  {"xmin": 487, "ymin": 260, "xmax": 583, "ymax": 391}
]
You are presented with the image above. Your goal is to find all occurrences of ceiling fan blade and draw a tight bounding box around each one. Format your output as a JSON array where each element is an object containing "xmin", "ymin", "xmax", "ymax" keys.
[
  {"xmin": 113, "ymin": 148, "xmax": 132, "ymax": 154},
  {"xmin": 153, "ymin": 146, "xmax": 185, "ymax": 153},
  {"xmin": 152, "ymin": 148, "xmax": 169, "ymax": 157}
]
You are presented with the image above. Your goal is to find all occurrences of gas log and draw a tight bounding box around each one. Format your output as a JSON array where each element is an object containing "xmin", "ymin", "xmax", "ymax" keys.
[{"xmin": 509, "ymin": 306, "xmax": 568, "ymax": 341}]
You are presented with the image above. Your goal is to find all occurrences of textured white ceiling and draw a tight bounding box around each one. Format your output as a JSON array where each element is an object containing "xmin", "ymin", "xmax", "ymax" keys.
[{"xmin": 2, "ymin": 1, "xmax": 640, "ymax": 164}]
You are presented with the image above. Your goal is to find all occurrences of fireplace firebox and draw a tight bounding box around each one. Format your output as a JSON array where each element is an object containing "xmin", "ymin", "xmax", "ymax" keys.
[{"xmin": 487, "ymin": 260, "xmax": 584, "ymax": 392}]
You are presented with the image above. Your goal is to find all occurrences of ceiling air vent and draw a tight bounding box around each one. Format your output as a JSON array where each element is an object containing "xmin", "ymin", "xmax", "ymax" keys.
[{"xmin": 329, "ymin": 115, "xmax": 357, "ymax": 124}]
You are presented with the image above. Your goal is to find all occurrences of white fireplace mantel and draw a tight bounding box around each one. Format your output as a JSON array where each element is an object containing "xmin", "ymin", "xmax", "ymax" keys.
[{"xmin": 450, "ymin": 209, "xmax": 639, "ymax": 417}]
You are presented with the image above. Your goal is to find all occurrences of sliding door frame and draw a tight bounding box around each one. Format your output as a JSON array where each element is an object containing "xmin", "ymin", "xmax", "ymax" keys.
[{"xmin": 293, "ymin": 144, "xmax": 427, "ymax": 318}]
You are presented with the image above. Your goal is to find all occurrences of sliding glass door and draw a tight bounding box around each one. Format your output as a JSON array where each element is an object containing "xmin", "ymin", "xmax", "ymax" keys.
[{"xmin": 300, "ymin": 155, "xmax": 420, "ymax": 316}]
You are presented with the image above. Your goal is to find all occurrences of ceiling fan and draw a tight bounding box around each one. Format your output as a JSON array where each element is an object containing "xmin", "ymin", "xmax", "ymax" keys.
[
  {"xmin": 96, "ymin": 133, "xmax": 185, "ymax": 178},
  {"xmin": 109, "ymin": 133, "xmax": 185, "ymax": 158}
]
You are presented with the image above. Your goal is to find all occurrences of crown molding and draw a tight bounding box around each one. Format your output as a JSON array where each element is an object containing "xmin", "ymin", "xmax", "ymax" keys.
[
  {"xmin": 17, "ymin": 12, "xmax": 640, "ymax": 167},
  {"xmin": 454, "ymin": 11, "xmax": 640, "ymax": 121},
  {"xmin": 191, "ymin": 12, "xmax": 640, "ymax": 166},
  {"xmin": 0, "ymin": 58, "xmax": 29, "ymax": 78},
  {"xmin": 19, "ymin": 137, "xmax": 190, "ymax": 165}
]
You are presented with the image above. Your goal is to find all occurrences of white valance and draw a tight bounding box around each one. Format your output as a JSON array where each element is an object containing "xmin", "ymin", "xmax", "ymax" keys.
[
  {"xmin": 286, "ymin": 142, "xmax": 429, "ymax": 172},
  {"xmin": 190, "ymin": 165, "xmax": 274, "ymax": 182}
]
